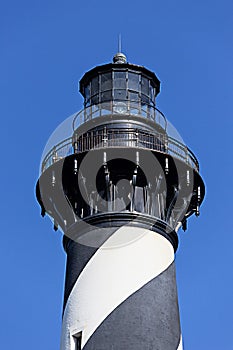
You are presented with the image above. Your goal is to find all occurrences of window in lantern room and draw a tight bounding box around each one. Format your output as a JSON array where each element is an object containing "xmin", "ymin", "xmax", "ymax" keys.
[
  {"xmin": 91, "ymin": 76, "xmax": 99, "ymax": 96},
  {"xmin": 113, "ymin": 71, "xmax": 126, "ymax": 89},
  {"xmin": 128, "ymin": 72, "xmax": 139, "ymax": 91},
  {"xmin": 101, "ymin": 72, "xmax": 112, "ymax": 91},
  {"xmin": 85, "ymin": 84, "xmax": 90, "ymax": 106},
  {"xmin": 141, "ymin": 76, "xmax": 149, "ymax": 96}
]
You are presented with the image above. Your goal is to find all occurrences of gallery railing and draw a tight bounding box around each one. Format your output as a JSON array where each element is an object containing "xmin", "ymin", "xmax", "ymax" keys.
[
  {"xmin": 72, "ymin": 101, "xmax": 167, "ymax": 131},
  {"xmin": 41, "ymin": 128, "xmax": 199, "ymax": 173}
]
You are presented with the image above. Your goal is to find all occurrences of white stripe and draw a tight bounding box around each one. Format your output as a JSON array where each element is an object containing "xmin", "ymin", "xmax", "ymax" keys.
[
  {"xmin": 60, "ymin": 226, "xmax": 174, "ymax": 350},
  {"xmin": 177, "ymin": 335, "xmax": 183, "ymax": 349}
]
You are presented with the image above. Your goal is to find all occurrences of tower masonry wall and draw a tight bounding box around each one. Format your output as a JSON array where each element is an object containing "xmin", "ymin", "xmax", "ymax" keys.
[{"xmin": 61, "ymin": 226, "xmax": 182, "ymax": 350}]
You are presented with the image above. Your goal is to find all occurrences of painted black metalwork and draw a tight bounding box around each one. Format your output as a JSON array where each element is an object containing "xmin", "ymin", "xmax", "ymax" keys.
[{"xmin": 36, "ymin": 54, "xmax": 205, "ymax": 244}]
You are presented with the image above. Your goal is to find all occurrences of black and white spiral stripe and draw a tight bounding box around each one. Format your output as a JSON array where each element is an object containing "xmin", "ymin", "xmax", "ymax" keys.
[{"xmin": 60, "ymin": 226, "xmax": 183, "ymax": 350}]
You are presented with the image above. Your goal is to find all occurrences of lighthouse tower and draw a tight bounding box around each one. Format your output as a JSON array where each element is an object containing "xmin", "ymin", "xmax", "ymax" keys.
[{"xmin": 36, "ymin": 52, "xmax": 205, "ymax": 350}]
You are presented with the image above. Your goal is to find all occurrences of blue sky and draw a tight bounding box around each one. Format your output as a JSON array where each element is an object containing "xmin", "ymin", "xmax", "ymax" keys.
[{"xmin": 1, "ymin": 0, "xmax": 233, "ymax": 349}]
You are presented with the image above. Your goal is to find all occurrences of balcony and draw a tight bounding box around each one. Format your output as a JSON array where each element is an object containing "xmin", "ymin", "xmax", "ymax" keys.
[{"xmin": 41, "ymin": 102, "xmax": 199, "ymax": 173}]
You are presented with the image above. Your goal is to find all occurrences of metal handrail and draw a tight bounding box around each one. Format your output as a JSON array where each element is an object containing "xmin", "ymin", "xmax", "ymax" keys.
[
  {"xmin": 42, "ymin": 137, "xmax": 73, "ymax": 172},
  {"xmin": 167, "ymin": 136, "xmax": 199, "ymax": 171},
  {"xmin": 41, "ymin": 129, "xmax": 199, "ymax": 173},
  {"xmin": 72, "ymin": 101, "xmax": 168, "ymax": 132}
]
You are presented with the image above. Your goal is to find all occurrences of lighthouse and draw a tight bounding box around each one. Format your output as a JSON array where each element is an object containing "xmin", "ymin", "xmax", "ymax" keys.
[{"xmin": 36, "ymin": 52, "xmax": 205, "ymax": 350}]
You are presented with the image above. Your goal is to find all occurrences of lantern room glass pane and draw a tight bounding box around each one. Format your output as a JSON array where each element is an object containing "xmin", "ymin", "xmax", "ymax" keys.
[
  {"xmin": 91, "ymin": 94, "xmax": 99, "ymax": 105},
  {"xmin": 91, "ymin": 76, "xmax": 99, "ymax": 96},
  {"xmin": 114, "ymin": 71, "xmax": 126, "ymax": 80},
  {"xmin": 128, "ymin": 72, "xmax": 139, "ymax": 91},
  {"xmin": 100, "ymin": 90, "xmax": 112, "ymax": 102},
  {"xmin": 113, "ymin": 89, "xmax": 127, "ymax": 100},
  {"xmin": 149, "ymin": 84, "xmax": 155, "ymax": 102},
  {"xmin": 101, "ymin": 73, "xmax": 112, "ymax": 91},
  {"xmin": 141, "ymin": 94, "xmax": 150, "ymax": 105},
  {"xmin": 141, "ymin": 76, "xmax": 149, "ymax": 95},
  {"xmin": 113, "ymin": 71, "xmax": 126, "ymax": 89},
  {"xmin": 129, "ymin": 91, "xmax": 139, "ymax": 102},
  {"xmin": 85, "ymin": 85, "xmax": 90, "ymax": 100}
]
